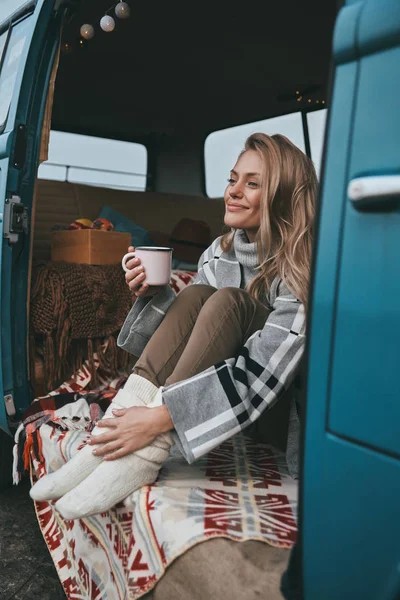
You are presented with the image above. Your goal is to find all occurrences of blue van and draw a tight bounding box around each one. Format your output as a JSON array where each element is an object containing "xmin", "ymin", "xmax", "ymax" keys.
[{"xmin": 0, "ymin": 1, "xmax": 399, "ymax": 598}]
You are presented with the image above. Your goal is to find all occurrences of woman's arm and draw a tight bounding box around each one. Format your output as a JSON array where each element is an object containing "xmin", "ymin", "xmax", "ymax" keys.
[
  {"xmin": 117, "ymin": 286, "xmax": 177, "ymax": 357},
  {"xmin": 162, "ymin": 280, "xmax": 306, "ymax": 463},
  {"xmin": 117, "ymin": 237, "xmax": 222, "ymax": 357}
]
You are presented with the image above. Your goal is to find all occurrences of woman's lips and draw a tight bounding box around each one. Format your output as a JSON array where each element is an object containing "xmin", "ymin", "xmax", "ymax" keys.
[{"xmin": 226, "ymin": 204, "xmax": 247, "ymax": 212}]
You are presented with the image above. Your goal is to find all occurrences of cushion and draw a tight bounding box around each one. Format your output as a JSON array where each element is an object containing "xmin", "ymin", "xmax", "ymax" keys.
[{"xmin": 98, "ymin": 205, "xmax": 154, "ymax": 247}]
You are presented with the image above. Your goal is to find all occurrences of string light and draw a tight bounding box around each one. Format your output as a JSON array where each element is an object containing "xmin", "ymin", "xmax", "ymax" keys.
[
  {"xmin": 61, "ymin": 41, "xmax": 73, "ymax": 55},
  {"xmin": 78, "ymin": 2, "xmax": 130, "ymax": 45},
  {"xmin": 100, "ymin": 15, "xmax": 116, "ymax": 32},
  {"xmin": 78, "ymin": 38, "xmax": 89, "ymax": 51},
  {"xmin": 115, "ymin": 1, "xmax": 131, "ymax": 19},
  {"xmin": 80, "ymin": 24, "xmax": 95, "ymax": 39}
]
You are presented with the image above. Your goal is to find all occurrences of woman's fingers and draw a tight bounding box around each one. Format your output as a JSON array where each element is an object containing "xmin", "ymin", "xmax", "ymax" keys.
[
  {"xmin": 125, "ymin": 270, "xmax": 147, "ymax": 293},
  {"xmin": 126, "ymin": 257, "xmax": 140, "ymax": 271},
  {"xmin": 130, "ymin": 276, "xmax": 147, "ymax": 294},
  {"xmin": 104, "ymin": 447, "xmax": 130, "ymax": 461},
  {"xmin": 95, "ymin": 418, "xmax": 118, "ymax": 429},
  {"xmin": 112, "ymin": 408, "xmax": 127, "ymax": 416},
  {"xmin": 135, "ymin": 283, "xmax": 149, "ymax": 297},
  {"xmin": 126, "ymin": 271, "xmax": 146, "ymax": 287},
  {"xmin": 125, "ymin": 264, "xmax": 144, "ymax": 280},
  {"xmin": 92, "ymin": 440, "xmax": 123, "ymax": 457}
]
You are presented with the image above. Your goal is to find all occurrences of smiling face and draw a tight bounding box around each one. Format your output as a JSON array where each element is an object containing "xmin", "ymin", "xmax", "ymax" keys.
[{"xmin": 223, "ymin": 150, "xmax": 263, "ymax": 242}]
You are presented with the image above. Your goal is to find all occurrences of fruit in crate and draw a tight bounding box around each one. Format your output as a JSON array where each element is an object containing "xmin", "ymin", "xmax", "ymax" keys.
[
  {"xmin": 67, "ymin": 218, "xmax": 93, "ymax": 230},
  {"xmin": 91, "ymin": 218, "xmax": 115, "ymax": 231}
]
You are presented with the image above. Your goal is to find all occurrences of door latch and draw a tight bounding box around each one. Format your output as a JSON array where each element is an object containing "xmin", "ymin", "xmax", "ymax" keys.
[{"xmin": 3, "ymin": 195, "xmax": 28, "ymax": 244}]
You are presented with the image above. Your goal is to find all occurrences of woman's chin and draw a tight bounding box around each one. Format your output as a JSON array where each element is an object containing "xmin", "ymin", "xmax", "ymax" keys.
[{"xmin": 224, "ymin": 215, "xmax": 244, "ymax": 230}]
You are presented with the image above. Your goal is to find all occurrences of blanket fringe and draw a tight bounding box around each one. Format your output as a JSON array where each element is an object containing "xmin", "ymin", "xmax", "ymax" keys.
[
  {"xmin": 23, "ymin": 432, "xmax": 33, "ymax": 473},
  {"xmin": 12, "ymin": 442, "xmax": 20, "ymax": 485}
]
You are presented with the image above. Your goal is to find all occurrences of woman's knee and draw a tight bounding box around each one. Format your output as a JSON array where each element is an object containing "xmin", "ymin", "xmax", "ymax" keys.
[
  {"xmin": 199, "ymin": 287, "xmax": 249, "ymax": 317},
  {"xmin": 209, "ymin": 287, "xmax": 249, "ymax": 305},
  {"xmin": 174, "ymin": 284, "xmax": 217, "ymax": 308}
]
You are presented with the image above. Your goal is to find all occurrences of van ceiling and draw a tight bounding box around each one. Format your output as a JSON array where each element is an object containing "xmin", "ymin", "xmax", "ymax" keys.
[{"xmin": 52, "ymin": 0, "xmax": 339, "ymax": 143}]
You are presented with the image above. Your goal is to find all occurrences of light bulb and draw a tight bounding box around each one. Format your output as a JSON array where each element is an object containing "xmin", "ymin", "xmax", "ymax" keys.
[
  {"xmin": 61, "ymin": 41, "xmax": 73, "ymax": 55},
  {"xmin": 80, "ymin": 24, "xmax": 94, "ymax": 39},
  {"xmin": 115, "ymin": 2, "xmax": 130, "ymax": 19},
  {"xmin": 100, "ymin": 15, "xmax": 115, "ymax": 32}
]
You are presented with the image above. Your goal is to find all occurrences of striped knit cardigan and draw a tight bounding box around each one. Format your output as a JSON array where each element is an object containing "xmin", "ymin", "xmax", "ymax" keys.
[{"xmin": 118, "ymin": 231, "xmax": 305, "ymax": 477}]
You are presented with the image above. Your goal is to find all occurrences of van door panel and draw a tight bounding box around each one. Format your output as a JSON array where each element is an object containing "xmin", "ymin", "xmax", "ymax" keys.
[
  {"xmin": 303, "ymin": 0, "xmax": 400, "ymax": 597},
  {"xmin": 0, "ymin": 0, "xmax": 64, "ymax": 434},
  {"xmin": 0, "ymin": 162, "xmax": 9, "ymax": 430},
  {"xmin": 328, "ymin": 44, "xmax": 400, "ymax": 457}
]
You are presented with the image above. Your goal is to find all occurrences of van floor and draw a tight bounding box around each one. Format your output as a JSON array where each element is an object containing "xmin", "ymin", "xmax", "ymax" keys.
[{"xmin": 0, "ymin": 477, "xmax": 65, "ymax": 599}]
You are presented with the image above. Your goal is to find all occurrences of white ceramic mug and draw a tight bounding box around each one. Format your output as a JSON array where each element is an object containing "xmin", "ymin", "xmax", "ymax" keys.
[{"xmin": 122, "ymin": 246, "xmax": 173, "ymax": 286}]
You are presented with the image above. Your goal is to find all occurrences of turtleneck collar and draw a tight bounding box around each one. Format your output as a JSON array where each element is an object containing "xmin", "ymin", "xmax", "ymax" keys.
[{"xmin": 233, "ymin": 229, "xmax": 259, "ymax": 269}]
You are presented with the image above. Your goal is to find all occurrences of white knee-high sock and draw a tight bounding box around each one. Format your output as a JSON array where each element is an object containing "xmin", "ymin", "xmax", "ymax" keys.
[
  {"xmin": 55, "ymin": 429, "xmax": 172, "ymax": 519},
  {"xmin": 29, "ymin": 375, "xmax": 161, "ymax": 502}
]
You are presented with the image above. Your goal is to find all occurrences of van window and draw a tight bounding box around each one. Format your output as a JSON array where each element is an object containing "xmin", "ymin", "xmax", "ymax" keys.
[
  {"xmin": 0, "ymin": 1, "xmax": 28, "ymax": 25},
  {"xmin": 204, "ymin": 112, "xmax": 305, "ymax": 198},
  {"xmin": 307, "ymin": 109, "xmax": 328, "ymax": 177},
  {"xmin": 0, "ymin": 15, "xmax": 31, "ymax": 131},
  {"xmin": 0, "ymin": 29, "xmax": 8, "ymax": 64},
  {"xmin": 38, "ymin": 131, "xmax": 148, "ymax": 191}
]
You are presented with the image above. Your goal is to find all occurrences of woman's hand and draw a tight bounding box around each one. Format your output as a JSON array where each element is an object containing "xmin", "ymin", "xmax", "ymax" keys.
[
  {"xmin": 125, "ymin": 246, "xmax": 163, "ymax": 298},
  {"xmin": 89, "ymin": 405, "xmax": 173, "ymax": 461}
]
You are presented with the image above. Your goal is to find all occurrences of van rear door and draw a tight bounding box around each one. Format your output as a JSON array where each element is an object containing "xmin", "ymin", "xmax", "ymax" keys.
[
  {"xmin": 302, "ymin": 0, "xmax": 400, "ymax": 597},
  {"xmin": 0, "ymin": 0, "xmax": 66, "ymax": 434}
]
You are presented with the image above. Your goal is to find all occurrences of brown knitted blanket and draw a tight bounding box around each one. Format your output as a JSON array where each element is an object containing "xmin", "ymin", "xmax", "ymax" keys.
[{"xmin": 30, "ymin": 261, "xmax": 133, "ymax": 389}]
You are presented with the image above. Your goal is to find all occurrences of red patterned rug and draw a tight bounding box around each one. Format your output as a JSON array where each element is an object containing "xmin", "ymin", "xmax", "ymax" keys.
[{"xmin": 14, "ymin": 363, "xmax": 297, "ymax": 599}]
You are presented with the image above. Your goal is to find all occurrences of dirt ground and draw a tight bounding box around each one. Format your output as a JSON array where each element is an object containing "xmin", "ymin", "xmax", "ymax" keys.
[{"xmin": 0, "ymin": 477, "xmax": 65, "ymax": 600}]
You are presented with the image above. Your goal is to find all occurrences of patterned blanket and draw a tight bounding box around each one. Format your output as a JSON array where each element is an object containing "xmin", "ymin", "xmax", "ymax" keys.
[{"xmin": 14, "ymin": 270, "xmax": 298, "ymax": 599}]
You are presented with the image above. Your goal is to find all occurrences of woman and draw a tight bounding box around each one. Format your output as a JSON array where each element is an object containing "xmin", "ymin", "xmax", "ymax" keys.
[{"xmin": 30, "ymin": 133, "xmax": 317, "ymax": 519}]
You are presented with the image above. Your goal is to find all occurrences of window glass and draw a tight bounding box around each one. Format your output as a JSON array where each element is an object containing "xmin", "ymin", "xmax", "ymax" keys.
[
  {"xmin": 307, "ymin": 109, "xmax": 328, "ymax": 177},
  {"xmin": 0, "ymin": 29, "xmax": 8, "ymax": 65},
  {"xmin": 204, "ymin": 112, "xmax": 305, "ymax": 198},
  {"xmin": 0, "ymin": 1, "xmax": 29, "ymax": 26},
  {"xmin": 38, "ymin": 131, "xmax": 148, "ymax": 191},
  {"xmin": 0, "ymin": 15, "xmax": 31, "ymax": 130}
]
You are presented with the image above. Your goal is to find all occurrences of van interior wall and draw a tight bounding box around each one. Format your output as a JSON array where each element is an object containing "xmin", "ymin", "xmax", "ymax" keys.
[{"xmin": 32, "ymin": 179, "xmax": 224, "ymax": 262}]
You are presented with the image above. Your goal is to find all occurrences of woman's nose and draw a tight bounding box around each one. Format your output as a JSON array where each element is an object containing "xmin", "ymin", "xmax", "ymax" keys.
[{"xmin": 229, "ymin": 182, "xmax": 244, "ymax": 198}]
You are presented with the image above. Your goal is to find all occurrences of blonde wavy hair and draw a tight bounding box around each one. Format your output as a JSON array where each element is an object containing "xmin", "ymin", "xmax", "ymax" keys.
[{"xmin": 221, "ymin": 132, "xmax": 317, "ymax": 308}]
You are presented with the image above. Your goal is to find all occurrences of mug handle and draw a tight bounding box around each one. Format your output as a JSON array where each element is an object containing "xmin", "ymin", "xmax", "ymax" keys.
[{"xmin": 121, "ymin": 251, "xmax": 136, "ymax": 273}]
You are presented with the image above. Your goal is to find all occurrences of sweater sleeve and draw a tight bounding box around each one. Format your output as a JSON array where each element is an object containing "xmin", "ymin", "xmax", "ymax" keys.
[
  {"xmin": 163, "ymin": 281, "xmax": 306, "ymax": 463},
  {"xmin": 117, "ymin": 285, "xmax": 176, "ymax": 357},
  {"xmin": 117, "ymin": 238, "xmax": 221, "ymax": 356}
]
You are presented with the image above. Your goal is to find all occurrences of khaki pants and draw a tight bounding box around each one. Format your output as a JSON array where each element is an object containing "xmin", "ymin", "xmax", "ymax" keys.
[{"xmin": 134, "ymin": 285, "xmax": 270, "ymax": 387}]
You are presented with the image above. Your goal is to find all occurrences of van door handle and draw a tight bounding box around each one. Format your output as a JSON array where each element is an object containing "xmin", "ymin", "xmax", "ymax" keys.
[{"xmin": 347, "ymin": 175, "xmax": 400, "ymax": 210}]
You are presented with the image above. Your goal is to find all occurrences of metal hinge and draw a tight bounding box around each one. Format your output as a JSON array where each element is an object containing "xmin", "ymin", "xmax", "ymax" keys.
[
  {"xmin": 4, "ymin": 394, "xmax": 16, "ymax": 417},
  {"xmin": 3, "ymin": 195, "xmax": 28, "ymax": 244}
]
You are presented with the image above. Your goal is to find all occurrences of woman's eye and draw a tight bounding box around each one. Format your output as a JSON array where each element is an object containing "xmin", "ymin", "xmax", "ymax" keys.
[
  {"xmin": 248, "ymin": 181, "xmax": 259, "ymax": 188},
  {"xmin": 227, "ymin": 178, "xmax": 236, "ymax": 185}
]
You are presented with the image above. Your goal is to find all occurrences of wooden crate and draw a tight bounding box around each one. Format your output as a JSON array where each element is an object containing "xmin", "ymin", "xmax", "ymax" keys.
[{"xmin": 51, "ymin": 229, "xmax": 131, "ymax": 265}]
